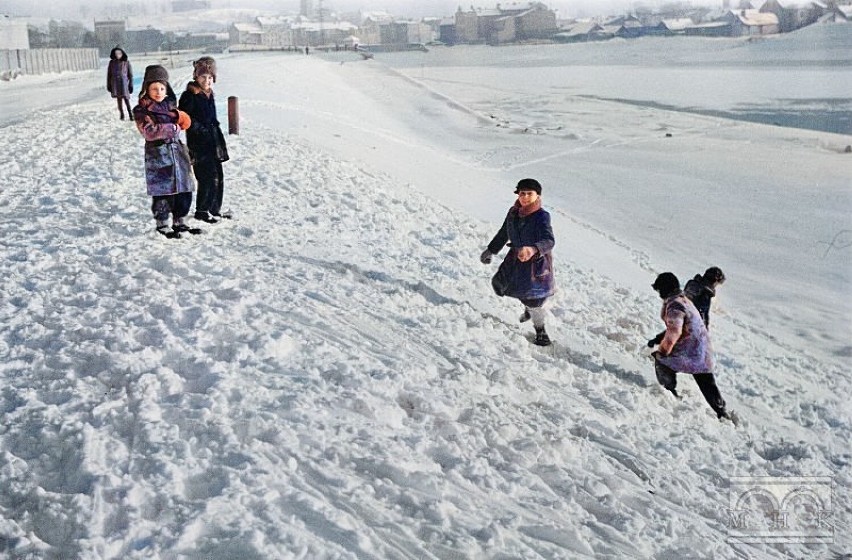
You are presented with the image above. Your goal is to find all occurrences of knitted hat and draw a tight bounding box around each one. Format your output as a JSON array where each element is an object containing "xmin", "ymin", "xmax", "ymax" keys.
[
  {"xmin": 193, "ymin": 56, "xmax": 217, "ymax": 82},
  {"xmin": 514, "ymin": 178, "xmax": 542, "ymax": 194},
  {"xmin": 652, "ymin": 272, "xmax": 681, "ymax": 296},
  {"xmin": 140, "ymin": 65, "xmax": 175, "ymax": 100}
]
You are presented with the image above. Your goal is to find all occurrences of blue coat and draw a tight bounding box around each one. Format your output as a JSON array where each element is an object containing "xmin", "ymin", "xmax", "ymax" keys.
[{"xmin": 487, "ymin": 205, "xmax": 555, "ymax": 300}]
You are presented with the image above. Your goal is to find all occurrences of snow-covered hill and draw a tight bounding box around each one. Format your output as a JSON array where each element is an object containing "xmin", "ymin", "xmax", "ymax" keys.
[{"xmin": 0, "ymin": 41, "xmax": 849, "ymax": 559}]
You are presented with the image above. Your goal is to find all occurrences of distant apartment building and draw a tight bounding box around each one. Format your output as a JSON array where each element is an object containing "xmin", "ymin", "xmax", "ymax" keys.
[
  {"xmin": 94, "ymin": 20, "xmax": 126, "ymax": 55},
  {"xmin": 172, "ymin": 0, "xmax": 210, "ymax": 11},
  {"xmin": 759, "ymin": 0, "xmax": 825, "ymax": 32},
  {"xmin": 721, "ymin": 9, "xmax": 780, "ymax": 35},
  {"xmin": 0, "ymin": 17, "xmax": 30, "ymax": 50},
  {"xmin": 450, "ymin": 2, "xmax": 557, "ymax": 45}
]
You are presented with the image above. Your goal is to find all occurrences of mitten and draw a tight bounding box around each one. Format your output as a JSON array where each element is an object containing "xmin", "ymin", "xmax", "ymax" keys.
[
  {"xmin": 177, "ymin": 110, "xmax": 192, "ymax": 130},
  {"xmin": 647, "ymin": 332, "xmax": 664, "ymax": 347},
  {"xmin": 480, "ymin": 249, "xmax": 493, "ymax": 264}
]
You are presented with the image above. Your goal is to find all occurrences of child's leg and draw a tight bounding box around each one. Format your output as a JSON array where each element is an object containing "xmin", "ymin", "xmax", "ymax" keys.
[
  {"xmin": 653, "ymin": 359, "xmax": 679, "ymax": 397},
  {"xmin": 692, "ymin": 373, "xmax": 728, "ymax": 418},
  {"xmin": 193, "ymin": 160, "xmax": 215, "ymax": 218},
  {"xmin": 210, "ymin": 161, "xmax": 225, "ymax": 216},
  {"xmin": 151, "ymin": 196, "xmax": 171, "ymax": 230},
  {"xmin": 169, "ymin": 192, "xmax": 193, "ymax": 228},
  {"xmin": 520, "ymin": 297, "xmax": 547, "ymax": 328}
]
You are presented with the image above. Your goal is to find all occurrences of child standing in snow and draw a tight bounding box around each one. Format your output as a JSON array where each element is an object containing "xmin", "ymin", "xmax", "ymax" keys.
[
  {"xmin": 649, "ymin": 272, "xmax": 730, "ymax": 420},
  {"xmin": 133, "ymin": 65, "xmax": 200, "ymax": 239},
  {"xmin": 106, "ymin": 46, "xmax": 133, "ymax": 121},
  {"xmin": 480, "ymin": 178, "xmax": 556, "ymax": 346},
  {"xmin": 178, "ymin": 56, "xmax": 231, "ymax": 224}
]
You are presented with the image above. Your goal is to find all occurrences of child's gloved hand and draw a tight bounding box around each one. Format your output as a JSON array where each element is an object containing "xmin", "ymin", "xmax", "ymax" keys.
[
  {"xmin": 480, "ymin": 249, "xmax": 493, "ymax": 264},
  {"xmin": 177, "ymin": 110, "xmax": 192, "ymax": 130}
]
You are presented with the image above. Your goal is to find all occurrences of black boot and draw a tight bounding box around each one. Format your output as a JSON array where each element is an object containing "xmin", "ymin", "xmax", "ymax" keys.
[{"xmin": 534, "ymin": 326, "xmax": 552, "ymax": 346}]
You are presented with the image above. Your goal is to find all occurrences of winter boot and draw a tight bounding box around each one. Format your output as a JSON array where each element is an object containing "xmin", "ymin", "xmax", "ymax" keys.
[
  {"xmin": 172, "ymin": 217, "xmax": 203, "ymax": 235},
  {"xmin": 211, "ymin": 210, "xmax": 233, "ymax": 219},
  {"xmin": 156, "ymin": 224, "xmax": 181, "ymax": 239},
  {"xmin": 194, "ymin": 212, "xmax": 219, "ymax": 224},
  {"xmin": 534, "ymin": 326, "xmax": 552, "ymax": 347},
  {"xmin": 519, "ymin": 310, "xmax": 531, "ymax": 323}
]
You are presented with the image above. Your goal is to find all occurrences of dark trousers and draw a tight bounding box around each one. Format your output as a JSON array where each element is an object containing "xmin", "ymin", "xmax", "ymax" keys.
[
  {"xmin": 193, "ymin": 159, "xmax": 224, "ymax": 216},
  {"xmin": 116, "ymin": 97, "xmax": 132, "ymax": 118},
  {"xmin": 654, "ymin": 360, "xmax": 727, "ymax": 418},
  {"xmin": 151, "ymin": 192, "xmax": 192, "ymax": 222}
]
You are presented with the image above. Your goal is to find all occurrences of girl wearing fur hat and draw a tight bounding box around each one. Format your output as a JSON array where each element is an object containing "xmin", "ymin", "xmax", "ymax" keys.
[
  {"xmin": 480, "ymin": 178, "xmax": 556, "ymax": 346},
  {"xmin": 132, "ymin": 64, "xmax": 200, "ymax": 238},
  {"xmin": 179, "ymin": 56, "xmax": 231, "ymax": 224},
  {"xmin": 106, "ymin": 47, "xmax": 133, "ymax": 121}
]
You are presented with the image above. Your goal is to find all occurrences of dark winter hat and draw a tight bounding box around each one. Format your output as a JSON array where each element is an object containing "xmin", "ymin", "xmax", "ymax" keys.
[
  {"xmin": 703, "ymin": 266, "xmax": 726, "ymax": 284},
  {"xmin": 652, "ymin": 272, "xmax": 680, "ymax": 296},
  {"xmin": 193, "ymin": 56, "xmax": 217, "ymax": 82},
  {"xmin": 515, "ymin": 178, "xmax": 542, "ymax": 194},
  {"xmin": 140, "ymin": 64, "xmax": 175, "ymax": 100}
]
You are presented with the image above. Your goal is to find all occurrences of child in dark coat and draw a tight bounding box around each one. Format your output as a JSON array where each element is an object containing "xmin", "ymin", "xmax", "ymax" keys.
[
  {"xmin": 178, "ymin": 56, "xmax": 231, "ymax": 224},
  {"xmin": 480, "ymin": 178, "xmax": 556, "ymax": 346},
  {"xmin": 133, "ymin": 65, "xmax": 200, "ymax": 238},
  {"xmin": 106, "ymin": 47, "xmax": 133, "ymax": 120},
  {"xmin": 684, "ymin": 266, "xmax": 725, "ymax": 328}
]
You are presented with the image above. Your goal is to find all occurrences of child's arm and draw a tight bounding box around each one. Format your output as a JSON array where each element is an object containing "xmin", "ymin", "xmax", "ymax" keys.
[{"xmin": 135, "ymin": 115, "xmax": 179, "ymax": 142}]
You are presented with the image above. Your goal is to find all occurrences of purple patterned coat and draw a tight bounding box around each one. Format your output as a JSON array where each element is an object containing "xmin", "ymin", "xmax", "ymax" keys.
[
  {"xmin": 132, "ymin": 96, "xmax": 195, "ymax": 197},
  {"xmin": 657, "ymin": 294, "xmax": 715, "ymax": 374}
]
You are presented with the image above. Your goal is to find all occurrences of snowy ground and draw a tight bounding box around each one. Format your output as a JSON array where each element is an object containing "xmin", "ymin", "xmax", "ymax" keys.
[{"xmin": 0, "ymin": 27, "xmax": 850, "ymax": 559}]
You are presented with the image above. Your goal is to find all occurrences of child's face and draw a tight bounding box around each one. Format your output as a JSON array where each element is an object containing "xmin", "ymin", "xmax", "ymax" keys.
[
  {"xmin": 197, "ymin": 74, "xmax": 214, "ymax": 92},
  {"xmin": 148, "ymin": 82, "xmax": 167, "ymax": 103}
]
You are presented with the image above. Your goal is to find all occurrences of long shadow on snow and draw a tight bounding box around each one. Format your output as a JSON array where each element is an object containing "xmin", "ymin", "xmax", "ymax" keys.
[{"xmin": 293, "ymin": 255, "xmax": 651, "ymax": 391}]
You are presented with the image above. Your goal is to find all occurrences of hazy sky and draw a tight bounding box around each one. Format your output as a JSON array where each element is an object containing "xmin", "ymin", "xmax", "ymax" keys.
[{"xmin": 1, "ymin": 0, "xmax": 725, "ymax": 21}]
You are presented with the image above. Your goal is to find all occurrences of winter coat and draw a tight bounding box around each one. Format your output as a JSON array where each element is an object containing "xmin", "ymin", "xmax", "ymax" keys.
[
  {"xmin": 487, "ymin": 203, "xmax": 555, "ymax": 300},
  {"xmin": 106, "ymin": 50, "xmax": 133, "ymax": 99},
  {"xmin": 132, "ymin": 96, "xmax": 194, "ymax": 197},
  {"xmin": 178, "ymin": 81, "xmax": 229, "ymax": 164},
  {"xmin": 656, "ymin": 293, "xmax": 714, "ymax": 374},
  {"xmin": 684, "ymin": 275, "xmax": 715, "ymax": 327}
]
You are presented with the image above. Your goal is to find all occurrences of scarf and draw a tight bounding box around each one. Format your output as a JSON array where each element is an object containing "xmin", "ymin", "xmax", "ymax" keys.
[{"xmin": 515, "ymin": 198, "xmax": 542, "ymax": 218}]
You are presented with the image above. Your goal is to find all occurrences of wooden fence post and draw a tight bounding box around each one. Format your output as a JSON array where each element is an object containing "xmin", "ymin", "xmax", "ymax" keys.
[{"xmin": 228, "ymin": 96, "xmax": 239, "ymax": 135}]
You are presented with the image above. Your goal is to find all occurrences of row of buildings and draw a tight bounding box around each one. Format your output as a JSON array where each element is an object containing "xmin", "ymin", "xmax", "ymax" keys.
[
  {"xmin": 556, "ymin": 1, "xmax": 852, "ymax": 41},
  {"xmin": 229, "ymin": 2, "xmax": 559, "ymax": 49},
  {"xmin": 227, "ymin": 0, "xmax": 850, "ymax": 50}
]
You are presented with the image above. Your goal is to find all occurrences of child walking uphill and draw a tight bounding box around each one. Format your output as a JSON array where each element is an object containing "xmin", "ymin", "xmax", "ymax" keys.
[
  {"xmin": 480, "ymin": 178, "xmax": 556, "ymax": 346},
  {"xmin": 133, "ymin": 65, "xmax": 201, "ymax": 239},
  {"xmin": 178, "ymin": 56, "xmax": 231, "ymax": 224}
]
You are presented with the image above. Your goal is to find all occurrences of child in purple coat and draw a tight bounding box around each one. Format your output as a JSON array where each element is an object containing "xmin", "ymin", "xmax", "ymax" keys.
[{"xmin": 132, "ymin": 65, "xmax": 200, "ymax": 239}]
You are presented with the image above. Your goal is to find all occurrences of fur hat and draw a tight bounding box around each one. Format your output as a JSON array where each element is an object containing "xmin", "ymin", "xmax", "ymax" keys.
[
  {"xmin": 514, "ymin": 178, "xmax": 542, "ymax": 194},
  {"xmin": 193, "ymin": 56, "xmax": 217, "ymax": 82},
  {"xmin": 652, "ymin": 272, "xmax": 681, "ymax": 297},
  {"xmin": 140, "ymin": 65, "xmax": 175, "ymax": 100}
]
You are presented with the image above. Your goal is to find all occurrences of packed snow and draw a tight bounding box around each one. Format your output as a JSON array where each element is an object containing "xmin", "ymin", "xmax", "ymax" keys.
[{"xmin": 0, "ymin": 26, "xmax": 850, "ymax": 559}]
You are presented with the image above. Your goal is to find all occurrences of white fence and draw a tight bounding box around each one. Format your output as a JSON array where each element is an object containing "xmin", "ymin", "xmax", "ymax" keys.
[{"xmin": 0, "ymin": 48, "xmax": 100, "ymax": 76}]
